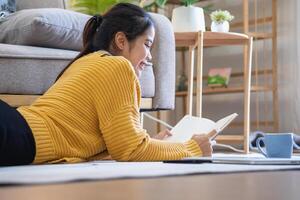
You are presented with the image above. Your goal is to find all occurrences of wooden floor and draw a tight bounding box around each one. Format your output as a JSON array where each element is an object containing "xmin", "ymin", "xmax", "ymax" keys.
[{"xmin": 0, "ymin": 171, "xmax": 299, "ymax": 200}]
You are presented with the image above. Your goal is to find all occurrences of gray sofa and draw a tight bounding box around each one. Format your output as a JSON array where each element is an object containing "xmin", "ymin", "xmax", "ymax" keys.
[{"xmin": 0, "ymin": 0, "xmax": 175, "ymax": 110}]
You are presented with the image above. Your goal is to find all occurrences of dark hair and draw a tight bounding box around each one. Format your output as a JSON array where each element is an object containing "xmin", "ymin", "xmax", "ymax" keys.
[{"xmin": 56, "ymin": 3, "xmax": 154, "ymax": 81}]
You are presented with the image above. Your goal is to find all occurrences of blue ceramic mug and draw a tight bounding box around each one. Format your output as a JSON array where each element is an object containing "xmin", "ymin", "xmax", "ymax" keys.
[{"xmin": 256, "ymin": 133, "xmax": 293, "ymax": 158}]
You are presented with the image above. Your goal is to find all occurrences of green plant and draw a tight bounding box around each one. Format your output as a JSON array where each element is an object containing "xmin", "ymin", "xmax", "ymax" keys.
[
  {"xmin": 68, "ymin": 0, "xmax": 213, "ymax": 16},
  {"xmin": 176, "ymin": 73, "xmax": 188, "ymax": 91},
  {"xmin": 146, "ymin": 0, "xmax": 213, "ymax": 13},
  {"xmin": 141, "ymin": 0, "xmax": 167, "ymax": 10},
  {"xmin": 210, "ymin": 10, "xmax": 234, "ymax": 23},
  {"xmin": 68, "ymin": 0, "xmax": 139, "ymax": 15},
  {"xmin": 180, "ymin": 0, "xmax": 199, "ymax": 7},
  {"xmin": 207, "ymin": 75, "xmax": 227, "ymax": 86},
  {"xmin": 152, "ymin": 0, "xmax": 204, "ymax": 7}
]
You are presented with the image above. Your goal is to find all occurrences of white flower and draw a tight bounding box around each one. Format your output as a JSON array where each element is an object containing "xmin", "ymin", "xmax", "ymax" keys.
[{"xmin": 210, "ymin": 10, "xmax": 234, "ymax": 23}]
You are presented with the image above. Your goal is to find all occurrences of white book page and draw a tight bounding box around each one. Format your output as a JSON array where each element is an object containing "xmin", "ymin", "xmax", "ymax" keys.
[
  {"xmin": 164, "ymin": 113, "xmax": 238, "ymax": 143},
  {"xmin": 165, "ymin": 115, "xmax": 216, "ymax": 142},
  {"xmin": 215, "ymin": 113, "xmax": 238, "ymax": 132}
]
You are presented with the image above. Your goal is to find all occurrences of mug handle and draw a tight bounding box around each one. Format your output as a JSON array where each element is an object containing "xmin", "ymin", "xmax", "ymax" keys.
[
  {"xmin": 293, "ymin": 139, "xmax": 300, "ymax": 150},
  {"xmin": 256, "ymin": 137, "xmax": 267, "ymax": 157}
]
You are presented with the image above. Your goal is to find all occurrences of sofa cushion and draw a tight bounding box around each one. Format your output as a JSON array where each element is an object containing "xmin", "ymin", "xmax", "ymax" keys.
[
  {"xmin": 0, "ymin": 0, "xmax": 16, "ymax": 22},
  {"xmin": 0, "ymin": 43, "xmax": 155, "ymax": 97},
  {"xmin": 0, "ymin": 43, "xmax": 79, "ymax": 94},
  {"xmin": 0, "ymin": 8, "xmax": 90, "ymax": 50}
]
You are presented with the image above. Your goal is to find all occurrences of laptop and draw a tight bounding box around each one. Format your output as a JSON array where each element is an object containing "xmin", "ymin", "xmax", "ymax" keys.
[{"xmin": 164, "ymin": 155, "xmax": 300, "ymax": 165}]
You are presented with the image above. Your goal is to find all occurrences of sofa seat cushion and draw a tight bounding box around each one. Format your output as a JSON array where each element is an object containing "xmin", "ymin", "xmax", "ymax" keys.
[
  {"xmin": 0, "ymin": 43, "xmax": 78, "ymax": 59},
  {"xmin": 0, "ymin": 8, "xmax": 90, "ymax": 51},
  {"xmin": 0, "ymin": 43, "xmax": 154, "ymax": 97}
]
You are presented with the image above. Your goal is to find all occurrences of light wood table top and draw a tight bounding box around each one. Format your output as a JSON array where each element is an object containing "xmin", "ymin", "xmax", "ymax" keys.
[{"xmin": 0, "ymin": 171, "xmax": 300, "ymax": 200}]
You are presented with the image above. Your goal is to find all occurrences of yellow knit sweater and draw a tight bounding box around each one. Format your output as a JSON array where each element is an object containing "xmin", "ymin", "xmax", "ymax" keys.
[{"xmin": 17, "ymin": 51, "xmax": 202, "ymax": 164}]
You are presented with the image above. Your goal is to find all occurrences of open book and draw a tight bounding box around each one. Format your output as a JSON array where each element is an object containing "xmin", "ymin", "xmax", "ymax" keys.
[{"xmin": 164, "ymin": 113, "xmax": 238, "ymax": 142}]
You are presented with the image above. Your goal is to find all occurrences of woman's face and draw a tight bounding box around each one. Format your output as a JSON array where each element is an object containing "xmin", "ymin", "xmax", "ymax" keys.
[{"xmin": 115, "ymin": 26, "xmax": 155, "ymax": 77}]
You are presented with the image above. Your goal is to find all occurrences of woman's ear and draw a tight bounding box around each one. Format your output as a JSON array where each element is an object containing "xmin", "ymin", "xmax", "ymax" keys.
[{"xmin": 114, "ymin": 32, "xmax": 128, "ymax": 50}]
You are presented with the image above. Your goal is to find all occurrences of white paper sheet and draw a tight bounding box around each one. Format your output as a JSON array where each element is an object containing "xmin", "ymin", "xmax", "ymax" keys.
[{"xmin": 0, "ymin": 153, "xmax": 300, "ymax": 185}]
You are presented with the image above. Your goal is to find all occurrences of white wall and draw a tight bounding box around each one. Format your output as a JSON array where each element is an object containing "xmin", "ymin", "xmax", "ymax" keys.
[{"xmin": 277, "ymin": 0, "xmax": 300, "ymax": 133}]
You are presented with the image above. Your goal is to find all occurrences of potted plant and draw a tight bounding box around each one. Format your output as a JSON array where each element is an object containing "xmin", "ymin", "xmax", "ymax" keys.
[
  {"xmin": 210, "ymin": 10, "xmax": 234, "ymax": 32},
  {"xmin": 171, "ymin": 0, "xmax": 206, "ymax": 32},
  {"xmin": 67, "ymin": 0, "xmax": 142, "ymax": 15},
  {"xmin": 140, "ymin": 0, "xmax": 167, "ymax": 11}
]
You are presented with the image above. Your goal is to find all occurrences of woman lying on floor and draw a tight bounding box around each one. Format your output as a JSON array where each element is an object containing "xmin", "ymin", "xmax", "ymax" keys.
[{"xmin": 0, "ymin": 3, "xmax": 213, "ymax": 166}]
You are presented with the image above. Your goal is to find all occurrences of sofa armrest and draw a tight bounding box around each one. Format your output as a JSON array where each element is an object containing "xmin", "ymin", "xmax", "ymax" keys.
[{"xmin": 149, "ymin": 13, "xmax": 176, "ymax": 110}]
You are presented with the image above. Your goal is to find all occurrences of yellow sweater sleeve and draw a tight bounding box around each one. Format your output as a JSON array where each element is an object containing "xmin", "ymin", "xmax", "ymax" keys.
[
  {"xmin": 102, "ymin": 104, "xmax": 202, "ymax": 161},
  {"xmin": 92, "ymin": 56, "xmax": 202, "ymax": 161}
]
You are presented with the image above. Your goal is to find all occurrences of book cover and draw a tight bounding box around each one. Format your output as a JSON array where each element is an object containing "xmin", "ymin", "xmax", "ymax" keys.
[{"xmin": 207, "ymin": 67, "xmax": 232, "ymax": 87}]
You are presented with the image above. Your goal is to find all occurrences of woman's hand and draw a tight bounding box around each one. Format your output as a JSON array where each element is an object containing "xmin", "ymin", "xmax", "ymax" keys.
[
  {"xmin": 191, "ymin": 130, "xmax": 217, "ymax": 157},
  {"xmin": 152, "ymin": 129, "xmax": 172, "ymax": 140}
]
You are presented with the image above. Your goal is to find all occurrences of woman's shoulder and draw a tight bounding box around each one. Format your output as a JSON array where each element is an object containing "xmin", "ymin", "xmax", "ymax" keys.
[{"xmin": 82, "ymin": 52, "xmax": 136, "ymax": 77}]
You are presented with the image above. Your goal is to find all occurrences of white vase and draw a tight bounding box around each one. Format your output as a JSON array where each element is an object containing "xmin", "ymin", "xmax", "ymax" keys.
[
  {"xmin": 211, "ymin": 21, "xmax": 230, "ymax": 32},
  {"xmin": 172, "ymin": 6, "xmax": 206, "ymax": 32}
]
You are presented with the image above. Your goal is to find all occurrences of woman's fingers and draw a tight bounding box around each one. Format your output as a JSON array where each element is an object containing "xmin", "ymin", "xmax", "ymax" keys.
[
  {"xmin": 191, "ymin": 134, "xmax": 213, "ymax": 156},
  {"xmin": 191, "ymin": 134, "xmax": 209, "ymax": 145},
  {"xmin": 206, "ymin": 129, "xmax": 218, "ymax": 139},
  {"xmin": 153, "ymin": 129, "xmax": 172, "ymax": 140},
  {"xmin": 164, "ymin": 129, "xmax": 172, "ymax": 136},
  {"xmin": 200, "ymin": 142, "xmax": 213, "ymax": 156}
]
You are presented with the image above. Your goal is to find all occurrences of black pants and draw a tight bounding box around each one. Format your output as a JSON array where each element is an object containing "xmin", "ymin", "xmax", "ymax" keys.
[{"xmin": 0, "ymin": 100, "xmax": 35, "ymax": 166}]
